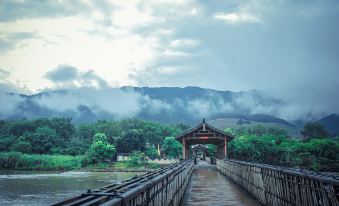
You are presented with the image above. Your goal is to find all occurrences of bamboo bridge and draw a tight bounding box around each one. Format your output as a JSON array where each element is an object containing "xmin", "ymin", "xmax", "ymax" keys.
[{"xmin": 53, "ymin": 120, "xmax": 339, "ymax": 206}]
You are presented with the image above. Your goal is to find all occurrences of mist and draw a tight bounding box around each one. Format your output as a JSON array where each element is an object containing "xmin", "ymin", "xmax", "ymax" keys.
[{"xmin": 0, "ymin": 63, "xmax": 337, "ymax": 124}]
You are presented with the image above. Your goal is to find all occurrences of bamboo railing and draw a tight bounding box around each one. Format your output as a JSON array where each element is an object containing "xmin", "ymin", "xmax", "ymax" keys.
[
  {"xmin": 53, "ymin": 160, "xmax": 194, "ymax": 206},
  {"xmin": 217, "ymin": 159, "xmax": 339, "ymax": 206}
]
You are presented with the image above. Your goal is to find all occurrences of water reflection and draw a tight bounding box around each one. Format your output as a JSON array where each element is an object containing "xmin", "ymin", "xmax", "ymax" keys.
[
  {"xmin": 0, "ymin": 171, "xmax": 143, "ymax": 206},
  {"xmin": 181, "ymin": 161, "xmax": 262, "ymax": 206}
]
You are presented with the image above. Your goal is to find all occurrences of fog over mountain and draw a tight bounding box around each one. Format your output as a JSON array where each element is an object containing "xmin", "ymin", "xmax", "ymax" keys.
[
  {"xmin": 1, "ymin": 64, "xmax": 338, "ymax": 131},
  {"xmin": 0, "ymin": 83, "xmax": 333, "ymax": 127}
]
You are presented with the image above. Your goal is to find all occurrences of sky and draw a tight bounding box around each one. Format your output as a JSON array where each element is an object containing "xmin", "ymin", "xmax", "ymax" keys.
[{"xmin": 0, "ymin": 0, "xmax": 339, "ymax": 118}]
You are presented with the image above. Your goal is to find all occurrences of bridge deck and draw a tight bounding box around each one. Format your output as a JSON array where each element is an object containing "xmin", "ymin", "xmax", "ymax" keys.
[{"xmin": 180, "ymin": 160, "xmax": 262, "ymax": 206}]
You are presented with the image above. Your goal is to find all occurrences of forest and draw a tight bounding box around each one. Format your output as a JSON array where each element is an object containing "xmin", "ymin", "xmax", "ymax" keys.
[
  {"xmin": 0, "ymin": 118, "xmax": 338, "ymax": 172},
  {"xmin": 0, "ymin": 118, "xmax": 186, "ymax": 170}
]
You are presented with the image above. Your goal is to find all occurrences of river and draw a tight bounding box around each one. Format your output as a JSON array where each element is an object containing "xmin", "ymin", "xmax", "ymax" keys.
[{"xmin": 0, "ymin": 170, "xmax": 143, "ymax": 206}]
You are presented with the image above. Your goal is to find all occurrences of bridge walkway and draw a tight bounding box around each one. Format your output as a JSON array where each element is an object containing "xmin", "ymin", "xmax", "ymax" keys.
[{"xmin": 180, "ymin": 160, "xmax": 262, "ymax": 206}]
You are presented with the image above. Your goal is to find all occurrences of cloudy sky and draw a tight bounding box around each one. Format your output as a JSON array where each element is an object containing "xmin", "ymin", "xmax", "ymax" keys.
[{"xmin": 0, "ymin": 0, "xmax": 338, "ymax": 111}]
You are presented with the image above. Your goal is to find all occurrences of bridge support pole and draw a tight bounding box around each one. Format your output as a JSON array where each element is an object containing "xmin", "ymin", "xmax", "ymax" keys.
[
  {"xmin": 224, "ymin": 139, "xmax": 227, "ymax": 159},
  {"xmin": 185, "ymin": 146, "xmax": 189, "ymax": 159},
  {"xmin": 182, "ymin": 139, "xmax": 190, "ymax": 159},
  {"xmin": 216, "ymin": 141, "xmax": 227, "ymax": 159},
  {"xmin": 182, "ymin": 139, "xmax": 186, "ymax": 159}
]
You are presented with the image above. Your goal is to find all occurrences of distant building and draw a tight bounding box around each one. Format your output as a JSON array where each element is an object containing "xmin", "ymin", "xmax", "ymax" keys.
[{"xmin": 117, "ymin": 153, "xmax": 129, "ymax": 161}]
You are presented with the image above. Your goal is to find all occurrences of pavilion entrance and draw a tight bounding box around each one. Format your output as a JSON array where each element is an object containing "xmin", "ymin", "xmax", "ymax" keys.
[{"xmin": 176, "ymin": 119, "xmax": 234, "ymax": 160}]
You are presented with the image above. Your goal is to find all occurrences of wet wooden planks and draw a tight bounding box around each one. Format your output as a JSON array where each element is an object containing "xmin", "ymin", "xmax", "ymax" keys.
[{"xmin": 181, "ymin": 161, "xmax": 262, "ymax": 206}]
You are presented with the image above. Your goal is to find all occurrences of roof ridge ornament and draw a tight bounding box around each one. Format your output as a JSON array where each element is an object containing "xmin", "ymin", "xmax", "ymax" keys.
[{"xmin": 202, "ymin": 118, "xmax": 206, "ymax": 131}]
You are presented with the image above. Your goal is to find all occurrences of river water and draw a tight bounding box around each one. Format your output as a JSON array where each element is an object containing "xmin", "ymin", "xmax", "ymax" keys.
[{"xmin": 0, "ymin": 170, "xmax": 143, "ymax": 206}]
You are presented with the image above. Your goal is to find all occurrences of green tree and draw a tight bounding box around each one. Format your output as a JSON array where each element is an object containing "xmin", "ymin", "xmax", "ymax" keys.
[
  {"xmin": 162, "ymin": 137, "xmax": 182, "ymax": 158},
  {"xmin": 10, "ymin": 137, "xmax": 32, "ymax": 153},
  {"xmin": 146, "ymin": 145, "xmax": 158, "ymax": 159},
  {"xmin": 301, "ymin": 122, "xmax": 329, "ymax": 138},
  {"xmin": 0, "ymin": 135, "xmax": 16, "ymax": 151},
  {"xmin": 50, "ymin": 118, "xmax": 76, "ymax": 144},
  {"xmin": 77, "ymin": 123, "xmax": 96, "ymax": 145},
  {"xmin": 86, "ymin": 133, "xmax": 116, "ymax": 163},
  {"xmin": 116, "ymin": 129, "xmax": 146, "ymax": 153},
  {"xmin": 23, "ymin": 127, "xmax": 59, "ymax": 154},
  {"xmin": 127, "ymin": 151, "xmax": 146, "ymax": 166},
  {"xmin": 206, "ymin": 144, "xmax": 217, "ymax": 157}
]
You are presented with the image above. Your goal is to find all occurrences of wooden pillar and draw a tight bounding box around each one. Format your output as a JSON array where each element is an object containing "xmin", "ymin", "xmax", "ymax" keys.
[
  {"xmin": 182, "ymin": 139, "xmax": 186, "ymax": 159},
  {"xmin": 224, "ymin": 139, "xmax": 227, "ymax": 158},
  {"xmin": 186, "ymin": 146, "xmax": 189, "ymax": 159}
]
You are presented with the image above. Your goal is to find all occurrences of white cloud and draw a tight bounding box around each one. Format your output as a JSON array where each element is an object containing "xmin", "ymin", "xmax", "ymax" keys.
[
  {"xmin": 34, "ymin": 88, "xmax": 142, "ymax": 118},
  {"xmin": 0, "ymin": 0, "xmax": 204, "ymax": 92},
  {"xmin": 214, "ymin": 12, "xmax": 261, "ymax": 24},
  {"xmin": 110, "ymin": 1, "xmax": 156, "ymax": 29},
  {"xmin": 158, "ymin": 66, "xmax": 191, "ymax": 75},
  {"xmin": 162, "ymin": 50, "xmax": 192, "ymax": 58},
  {"xmin": 140, "ymin": 95, "xmax": 173, "ymax": 114},
  {"xmin": 0, "ymin": 15, "xmax": 158, "ymax": 91},
  {"xmin": 170, "ymin": 39, "xmax": 199, "ymax": 48}
]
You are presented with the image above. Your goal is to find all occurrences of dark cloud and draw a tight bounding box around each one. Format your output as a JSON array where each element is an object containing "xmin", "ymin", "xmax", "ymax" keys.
[
  {"xmin": 0, "ymin": 32, "xmax": 37, "ymax": 53},
  {"xmin": 80, "ymin": 70, "xmax": 109, "ymax": 88},
  {"xmin": 45, "ymin": 65, "xmax": 78, "ymax": 82},
  {"xmin": 45, "ymin": 65, "xmax": 109, "ymax": 89},
  {"xmin": 130, "ymin": 0, "xmax": 339, "ymax": 118}
]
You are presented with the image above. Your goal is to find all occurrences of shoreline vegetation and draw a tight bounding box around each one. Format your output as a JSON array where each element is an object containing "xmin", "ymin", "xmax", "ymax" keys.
[
  {"xmin": 0, "ymin": 118, "xmax": 338, "ymax": 173},
  {"xmin": 0, "ymin": 118, "xmax": 185, "ymax": 173},
  {"xmin": 0, "ymin": 152, "xmax": 163, "ymax": 172}
]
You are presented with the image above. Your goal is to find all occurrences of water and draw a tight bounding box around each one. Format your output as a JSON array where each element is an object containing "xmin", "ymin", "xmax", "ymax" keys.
[
  {"xmin": 0, "ymin": 170, "xmax": 143, "ymax": 206},
  {"xmin": 181, "ymin": 161, "xmax": 262, "ymax": 206}
]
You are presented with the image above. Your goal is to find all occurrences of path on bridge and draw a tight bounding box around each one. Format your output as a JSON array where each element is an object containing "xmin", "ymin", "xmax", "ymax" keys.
[{"xmin": 180, "ymin": 160, "xmax": 262, "ymax": 206}]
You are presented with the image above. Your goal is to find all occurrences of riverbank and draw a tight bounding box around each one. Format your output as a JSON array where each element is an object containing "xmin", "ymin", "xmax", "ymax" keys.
[
  {"xmin": 0, "ymin": 152, "xmax": 162, "ymax": 172},
  {"xmin": 83, "ymin": 161, "xmax": 161, "ymax": 172}
]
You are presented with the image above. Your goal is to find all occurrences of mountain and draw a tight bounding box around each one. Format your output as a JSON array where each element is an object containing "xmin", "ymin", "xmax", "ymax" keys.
[
  {"xmin": 317, "ymin": 114, "xmax": 339, "ymax": 136},
  {"xmin": 208, "ymin": 114, "xmax": 299, "ymax": 135},
  {"xmin": 1, "ymin": 86, "xmax": 294, "ymax": 128}
]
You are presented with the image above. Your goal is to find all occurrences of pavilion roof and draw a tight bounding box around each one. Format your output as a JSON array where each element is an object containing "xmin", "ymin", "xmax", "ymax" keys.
[{"xmin": 176, "ymin": 119, "xmax": 234, "ymax": 142}]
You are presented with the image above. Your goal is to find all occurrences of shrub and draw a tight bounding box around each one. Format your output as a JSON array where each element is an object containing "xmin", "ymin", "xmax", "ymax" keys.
[
  {"xmin": 127, "ymin": 151, "xmax": 146, "ymax": 166},
  {"xmin": 146, "ymin": 145, "xmax": 158, "ymax": 159},
  {"xmin": 0, "ymin": 152, "xmax": 21, "ymax": 169},
  {"xmin": 85, "ymin": 133, "xmax": 116, "ymax": 164}
]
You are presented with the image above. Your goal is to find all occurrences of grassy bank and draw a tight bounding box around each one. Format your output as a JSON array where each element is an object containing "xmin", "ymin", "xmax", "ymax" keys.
[
  {"xmin": 82, "ymin": 161, "xmax": 161, "ymax": 172},
  {"xmin": 0, "ymin": 152, "xmax": 83, "ymax": 170},
  {"xmin": 113, "ymin": 161, "xmax": 161, "ymax": 170},
  {"xmin": 0, "ymin": 152, "xmax": 162, "ymax": 171}
]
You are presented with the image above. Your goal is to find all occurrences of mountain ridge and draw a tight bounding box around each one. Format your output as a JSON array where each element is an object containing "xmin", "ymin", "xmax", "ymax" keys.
[{"xmin": 1, "ymin": 86, "xmax": 338, "ymax": 135}]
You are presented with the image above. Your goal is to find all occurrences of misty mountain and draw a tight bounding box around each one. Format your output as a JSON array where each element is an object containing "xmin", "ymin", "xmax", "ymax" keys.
[
  {"xmin": 0, "ymin": 86, "xmax": 329, "ymax": 130},
  {"xmin": 317, "ymin": 114, "xmax": 339, "ymax": 136}
]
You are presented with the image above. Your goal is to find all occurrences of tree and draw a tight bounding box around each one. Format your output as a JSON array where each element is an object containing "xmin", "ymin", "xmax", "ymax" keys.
[
  {"xmin": 301, "ymin": 122, "xmax": 329, "ymax": 138},
  {"xmin": 77, "ymin": 123, "xmax": 96, "ymax": 145},
  {"xmin": 116, "ymin": 129, "xmax": 146, "ymax": 153},
  {"xmin": 162, "ymin": 137, "xmax": 182, "ymax": 159},
  {"xmin": 0, "ymin": 135, "xmax": 16, "ymax": 152},
  {"xmin": 50, "ymin": 118, "xmax": 76, "ymax": 144},
  {"xmin": 85, "ymin": 133, "xmax": 116, "ymax": 163},
  {"xmin": 23, "ymin": 127, "xmax": 59, "ymax": 154},
  {"xmin": 146, "ymin": 145, "xmax": 158, "ymax": 159},
  {"xmin": 127, "ymin": 151, "xmax": 146, "ymax": 166},
  {"xmin": 11, "ymin": 137, "xmax": 32, "ymax": 153},
  {"xmin": 206, "ymin": 144, "xmax": 217, "ymax": 157}
]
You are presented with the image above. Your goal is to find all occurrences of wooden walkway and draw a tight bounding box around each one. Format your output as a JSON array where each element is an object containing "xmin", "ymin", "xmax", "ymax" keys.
[{"xmin": 180, "ymin": 160, "xmax": 262, "ymax": 206}]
